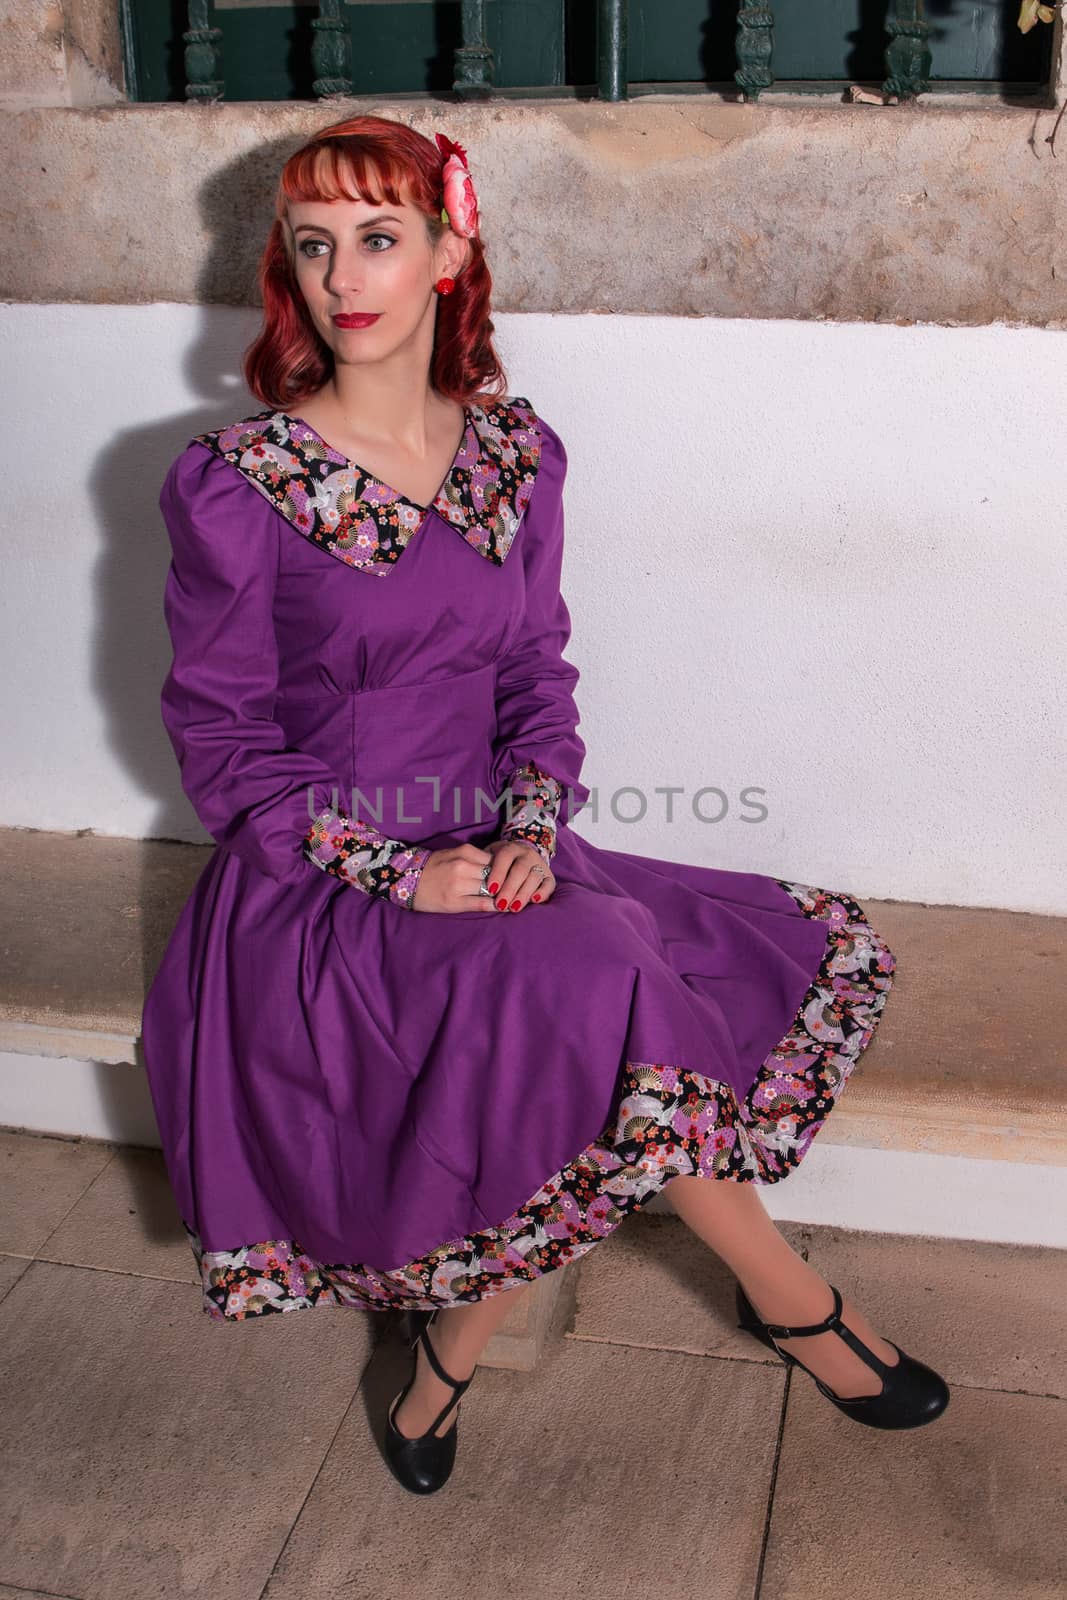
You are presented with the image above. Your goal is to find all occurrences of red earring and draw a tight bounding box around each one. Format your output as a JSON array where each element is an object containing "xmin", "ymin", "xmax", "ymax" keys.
[{"xmin": 435, "ymin": 276, "xmax": 456, "ymax": 295}]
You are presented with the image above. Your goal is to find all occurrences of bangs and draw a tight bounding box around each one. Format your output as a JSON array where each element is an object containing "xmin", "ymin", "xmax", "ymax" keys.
[{"xmin": 281, "ymin": 140, "xmax": 416, "ymax": 211}]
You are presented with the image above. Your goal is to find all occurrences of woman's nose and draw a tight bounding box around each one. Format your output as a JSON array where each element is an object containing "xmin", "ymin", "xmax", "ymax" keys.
[{"xmin": 326, "ymin": 254, "xmax": 365, "ymax": 295}]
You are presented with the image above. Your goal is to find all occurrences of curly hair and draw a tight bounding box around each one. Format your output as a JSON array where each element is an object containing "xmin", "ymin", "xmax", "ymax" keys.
[{"xmin": 243, "ymin": 114, "xmax": 508, "ymax": 412}]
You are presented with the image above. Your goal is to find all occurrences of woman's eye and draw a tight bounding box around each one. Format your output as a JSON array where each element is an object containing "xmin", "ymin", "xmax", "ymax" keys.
[{"xmin": 298, "ymin": 233, "xmax": 395, "ymax": 259}]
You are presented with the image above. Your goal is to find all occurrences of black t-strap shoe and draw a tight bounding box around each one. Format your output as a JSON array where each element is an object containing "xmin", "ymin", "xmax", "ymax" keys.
[
  {"xmin": 384, "ymin": 1309, "xmax": 475, "ymax": 1493},
  {"xmin": 735, "ymin": 1280, "xmax": 949, "ymax": 1429}
]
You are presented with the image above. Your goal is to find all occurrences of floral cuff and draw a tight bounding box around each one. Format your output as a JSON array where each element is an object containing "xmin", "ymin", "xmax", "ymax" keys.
[
  {"xmin": 303, "ymin": 805, "xmax": 432, "ymax": 910},
  {"xmin": 497, "ymin": 761, "xmax": 563, "ymax": 866}
]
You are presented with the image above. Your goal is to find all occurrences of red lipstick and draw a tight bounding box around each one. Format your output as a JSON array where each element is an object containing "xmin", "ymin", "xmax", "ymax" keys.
[{"xmin": 332, "ymin": 312, "xmax": 382, "ymax": 329}]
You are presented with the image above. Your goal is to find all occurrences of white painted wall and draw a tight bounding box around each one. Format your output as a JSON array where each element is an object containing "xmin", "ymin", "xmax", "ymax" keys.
[{"xmin": 2, "ymin": 303, "xmax": 1063, "ymax": 914}]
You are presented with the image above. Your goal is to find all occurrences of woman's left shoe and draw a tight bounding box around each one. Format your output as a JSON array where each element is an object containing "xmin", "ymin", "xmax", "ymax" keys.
[
  {"xmin": 383, "ymin": 1308, "xmax": 475, "ymax": 1495},
  {"xmin": 735, "ymin": 1280, "xmax": 950, "ymax": 1430}
]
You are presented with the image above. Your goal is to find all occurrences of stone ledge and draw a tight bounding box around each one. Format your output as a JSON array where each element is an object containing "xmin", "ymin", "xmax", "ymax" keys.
[
  {"xmin": 0, "ymin": 1019, "xmax": 139, "ymax": 1067},
  {"xmin": 1, "ymin": 96, "xmax": 1065, "ymax": 324}
]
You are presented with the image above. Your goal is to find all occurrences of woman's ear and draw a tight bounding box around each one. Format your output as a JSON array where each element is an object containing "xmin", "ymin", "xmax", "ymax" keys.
[{"xmin": 447, "ymin": 237, "xmax": 473, "ymax": 280}]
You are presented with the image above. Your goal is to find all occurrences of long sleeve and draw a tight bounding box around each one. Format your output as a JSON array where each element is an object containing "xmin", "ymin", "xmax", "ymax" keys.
[
  {"xmin": 490, "ymin": 415, "xmax": 590, "ymax": 865},
  {"xmin": 158, "ymin": 444, "xmax": 431, "ymax": 906}
]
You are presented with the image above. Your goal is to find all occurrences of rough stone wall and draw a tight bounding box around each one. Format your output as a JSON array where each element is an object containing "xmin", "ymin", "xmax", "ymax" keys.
[
  {"xmin": 0, "ymin": 1, "xmax": 124, "ymax": 107},
  {"xmin": 0, "ymin": 8, "xmax": 1064, "ymax": 326}
]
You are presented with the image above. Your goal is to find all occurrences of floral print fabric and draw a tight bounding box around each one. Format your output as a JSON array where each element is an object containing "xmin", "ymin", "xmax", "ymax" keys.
[
  {"xmin": 181, "ymin": 878, "xmax": 895, "ymax": 1320},
  {"xmin": 303, "ymin": 803, "xmax": 434, "ymax": 910},
  {"xmin": 497, "ymin": 761, "xmax": 562, "ymax": 866},
  {"xmin": 189, "ymin": 396, "xmax": 542, "ymax": 576}
]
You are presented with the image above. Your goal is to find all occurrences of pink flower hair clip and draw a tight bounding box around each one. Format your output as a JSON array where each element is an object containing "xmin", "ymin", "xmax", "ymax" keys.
[{"xmin": 434, "ymin": 132, "xmax": 480, "ymax": 240}]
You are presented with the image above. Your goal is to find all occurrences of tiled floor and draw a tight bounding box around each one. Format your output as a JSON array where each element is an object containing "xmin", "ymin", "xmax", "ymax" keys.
[{"xmin": 1, "ymin": 1126, "xmax": 1064, "ymax": 1600}]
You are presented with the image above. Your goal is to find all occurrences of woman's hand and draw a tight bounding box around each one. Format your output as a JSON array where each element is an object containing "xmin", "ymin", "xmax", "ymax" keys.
[
  {"xmin": 410, "ymin": 843, "xmax": 501, "ymax": 913},
  {"xmin": 408, "ymin": 839, "xmax": 556, "ymax": 913},
  {"xmin": 482, "ymin": 838, "xmax": 556, "ymax": 912}
]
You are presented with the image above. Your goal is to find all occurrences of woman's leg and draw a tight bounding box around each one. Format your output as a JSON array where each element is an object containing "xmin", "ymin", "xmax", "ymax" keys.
[
  {"xmin": 667, "ymin": 1174, "xmax": 900, "ymax": 1398},
  {"xmin": 392, "ymin": 1283, "xmax": 532, "ymax": 1438}
]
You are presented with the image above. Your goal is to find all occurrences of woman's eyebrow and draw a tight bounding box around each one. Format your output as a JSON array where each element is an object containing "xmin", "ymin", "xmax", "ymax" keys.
[{"xmin": 293, "ymin": 215, "xmax": 405, "ymax": 235}]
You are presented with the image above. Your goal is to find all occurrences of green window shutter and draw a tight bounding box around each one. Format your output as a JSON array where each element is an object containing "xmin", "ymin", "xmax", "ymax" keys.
[
  {"xmin": 122, "ymin": 1, "xmax": 1055, "ymax": 103},
  {"xmin": 125, "ymin": 0, "xmax": 566, "ymax": 102}
]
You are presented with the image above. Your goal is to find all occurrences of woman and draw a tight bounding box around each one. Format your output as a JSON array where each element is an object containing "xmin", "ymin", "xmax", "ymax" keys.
[{"xmin": 142, "ymin": 114, "xmax": 948, "ymax": 1497}]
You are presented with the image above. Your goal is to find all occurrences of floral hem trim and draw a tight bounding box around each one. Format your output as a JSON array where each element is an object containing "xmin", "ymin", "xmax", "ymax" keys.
[
  {"xmin": 497, "ymin": 760, "xmax": 561, "ymax": 865},
  {"xmin": 182, "ymin": 879, "xmax": 896, "ymax": 1320},
  {"xmin": 303, "ymin": 804, "xmax": 432, "ymax": 909}
]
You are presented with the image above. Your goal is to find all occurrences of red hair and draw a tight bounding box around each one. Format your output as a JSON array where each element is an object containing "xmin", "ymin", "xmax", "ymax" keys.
[{"xmin": 243, "ymin": 114, "xmax": 508, "ymax": 411}]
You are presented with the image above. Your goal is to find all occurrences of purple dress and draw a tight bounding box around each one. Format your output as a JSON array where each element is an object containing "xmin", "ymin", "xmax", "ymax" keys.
[{"xmin": 141, "ymin": 396, "xmax": 896, "ymax": 1322}]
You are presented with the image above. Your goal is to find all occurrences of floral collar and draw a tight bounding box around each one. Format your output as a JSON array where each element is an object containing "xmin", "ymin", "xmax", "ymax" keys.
[{"xmin": 190, "ymin": 395, "xmax": 541, "ymax": 576}]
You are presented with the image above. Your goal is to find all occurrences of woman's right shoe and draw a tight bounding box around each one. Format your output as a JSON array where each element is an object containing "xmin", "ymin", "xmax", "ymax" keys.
[
  {"xmin": 735, "ymin": 1280, "xmax": 950, "ymax": 1430},
  {"xmin": 384, "ymin": 1308, "xmax": 475, "ymax": 1494}
]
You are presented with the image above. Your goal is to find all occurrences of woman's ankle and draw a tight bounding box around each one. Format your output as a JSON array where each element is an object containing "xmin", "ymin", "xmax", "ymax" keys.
[
  {"xmin": 393, "ymin": 1338, "xmax": 463, "ymax": 1439},
  {"xmin": 738, "ymin": 1258, "xmax": 835, "ymax": 1325},
  {"xmin": 740, "ymin": 1270, "xmax": 901, "ymax": 1379}
]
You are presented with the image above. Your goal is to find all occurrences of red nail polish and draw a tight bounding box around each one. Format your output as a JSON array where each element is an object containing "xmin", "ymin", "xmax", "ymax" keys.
[
  {"xmin": 510, "ymin": 899, "xmax": 520, "ymax": 910},
  {"xmin": 532, "ymin": 894, "xmax": 541, "ymax": 902},
  {"xmin": 488, "ymin": 881, "xmax": 499, "ymax": 894},
  {"xmin": 496, "ymin": 897, "xmax": 507, "ymax": 909}
]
